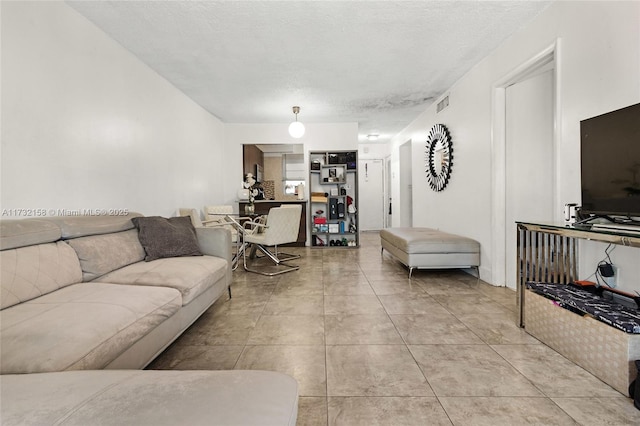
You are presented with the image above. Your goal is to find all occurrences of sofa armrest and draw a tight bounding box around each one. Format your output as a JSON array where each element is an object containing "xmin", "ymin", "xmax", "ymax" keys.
[{"xmin": 195, "ymin": 227, "xmax": 232, "ymax": 286}]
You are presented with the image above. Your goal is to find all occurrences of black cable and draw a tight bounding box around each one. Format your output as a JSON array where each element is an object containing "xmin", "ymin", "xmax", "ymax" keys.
[
  {"xmin": 605, "ymin": 243, "xmax": 614, "ymax": 264},
  {"xmin": 594, "ymin": 262, "xmax": 604, "ymax": 287},
  {"xmin": 594, "ymin": 243, "xmax": 616, "ymax": 288}
]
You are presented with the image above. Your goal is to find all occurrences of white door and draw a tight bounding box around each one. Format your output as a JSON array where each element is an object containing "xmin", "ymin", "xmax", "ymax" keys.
[
  {"xmin": 358, "ymin": 159, "xmax": 385, "ymax": 231},
  {"xmin": 385, "ymin": 155, "xmax": 392, "ymax": 228},
  {"xmin": 399, "ymin": 140, "xmax": 413, "ymax": 227},
  {"xmin": 505, "ymin": 69, "xmax": 555, "ymax": 289}
]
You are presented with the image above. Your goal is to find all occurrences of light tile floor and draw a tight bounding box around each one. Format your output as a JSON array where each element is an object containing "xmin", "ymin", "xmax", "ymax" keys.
[{"xmin": 149, "ymin": 232, "xmax": 640, "ymax": 425}]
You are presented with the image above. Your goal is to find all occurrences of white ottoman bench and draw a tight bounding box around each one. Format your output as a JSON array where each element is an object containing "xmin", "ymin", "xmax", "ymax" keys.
[{"xmin": 380, "ymin": 227, "xmax": 480, "ymax": 278}]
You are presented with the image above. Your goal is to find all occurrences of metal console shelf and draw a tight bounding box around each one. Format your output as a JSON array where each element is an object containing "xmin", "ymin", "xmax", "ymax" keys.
[
  {"xmin": 516, "ymin": 221, "xmax": 640, "ymax": 327},
  {"xmin": 517, "ymin": 221, "xmax": 640, "ymax": 395}
]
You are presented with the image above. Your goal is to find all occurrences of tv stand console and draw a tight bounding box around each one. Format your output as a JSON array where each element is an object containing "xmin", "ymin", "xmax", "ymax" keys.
[
  {"xmin": 516, "ymin": 221, "xmax": 640, "ymax": 395},
  {"xmin": 517, "ymin": 221, "xmax": 640, "ymax": 326}
]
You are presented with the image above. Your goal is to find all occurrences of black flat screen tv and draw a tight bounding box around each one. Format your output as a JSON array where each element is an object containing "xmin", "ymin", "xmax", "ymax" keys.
[{"xmin": 580, "ymin": 102, "xmax": 640, "ymax": 218}]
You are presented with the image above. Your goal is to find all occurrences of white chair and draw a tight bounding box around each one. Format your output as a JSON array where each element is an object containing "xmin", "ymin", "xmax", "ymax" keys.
[
  {"xmin": 181, "ymin": 207, "xmax": 252, "ymax": 272},
  {"xmin": 204, "ymin": 205, "xmax": 239, "ymax": 242},
  {"xmin": 178, "ymin": 207, "xmax": 229, "ymax": 226},
  {"xmin": 204, "ymin": 205, "xmax": 234, "ymax": 218},
  {"xmin": 178, "ymin": 208, "xmax": 206, "ymax": 228},
  {"xmin": 178, "ymin": 208, "xmax": 235, "ymax": 296},
  {"xmin": 203, "ymin": 205, "xmax": 247, "ymax": 270},
  {"xmin": 242, "ymin": 205, "xmax": 302, "ymax": 276}
]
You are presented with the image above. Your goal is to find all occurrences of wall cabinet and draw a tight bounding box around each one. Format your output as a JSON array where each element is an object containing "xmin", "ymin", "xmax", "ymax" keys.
[{"xmin": 309, "ymin": 151, "xmax": 358, "ymax": 247}]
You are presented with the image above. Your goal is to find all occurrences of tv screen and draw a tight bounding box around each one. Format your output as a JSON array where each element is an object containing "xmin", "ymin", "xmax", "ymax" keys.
[{"xmin": 580, "ymin": 102, "xmax": 640, "ymax": 218}]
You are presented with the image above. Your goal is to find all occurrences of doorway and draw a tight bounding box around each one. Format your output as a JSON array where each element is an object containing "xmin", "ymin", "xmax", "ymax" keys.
[
  {"xmin": 358, "ymin": 159, "xmax": 385, "ymax": 231},
  {"xmin": 385, "ymin": 155, "xmax": 392, "ymax": 228},
  {"xmin": 491, "ymin": 42, "xmax": 558, "ymax": 289},
  {"xmin": 504, "ymin": 68, "xmax": 555, "ymax": 289}
]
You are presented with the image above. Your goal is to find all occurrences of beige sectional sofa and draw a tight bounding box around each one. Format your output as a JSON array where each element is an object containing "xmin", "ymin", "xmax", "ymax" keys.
[
  {"xmin": 0, "ymin": 214, "xmax": 299, "ymax": 425},
  {"xmin": 0, "ymin": 213, "xmax": 231, "ymax": 373},
  {"xmin": 2, "ymin": 370, "xmax": 299, "ymax": 425}
]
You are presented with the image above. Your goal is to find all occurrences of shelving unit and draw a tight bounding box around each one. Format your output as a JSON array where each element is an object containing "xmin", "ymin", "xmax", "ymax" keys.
[
  {"xmin": 309, "ymin": 150, "xmax": 359, "ymax": 248},
  {"xmin": 516, "ymin": 221, "xmax": 640, "ymax": 395}
]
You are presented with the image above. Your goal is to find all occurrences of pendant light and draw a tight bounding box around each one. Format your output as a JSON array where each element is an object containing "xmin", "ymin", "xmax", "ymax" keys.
[{"xmin": 288, "ymin": 106, "xmax": 305, "ymax": 138}]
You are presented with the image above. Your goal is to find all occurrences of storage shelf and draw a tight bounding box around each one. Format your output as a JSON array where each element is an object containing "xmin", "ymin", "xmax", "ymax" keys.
[
  {"xmin": 310, "ymin": 245, "xmax": 355, "ymax": 249},
  {"xmin": 309, "ymin": 150, "xmax": 359, "ymax": 249},
  {"xmin": 312, "ymin": 232, "xmax": 356, "ymax": 235}
]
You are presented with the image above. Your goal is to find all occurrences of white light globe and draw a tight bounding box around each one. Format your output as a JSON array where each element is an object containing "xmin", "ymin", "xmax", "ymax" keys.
[{"xmin": 288, "ymin": 121, "xmax": 305, "ymax": 138}]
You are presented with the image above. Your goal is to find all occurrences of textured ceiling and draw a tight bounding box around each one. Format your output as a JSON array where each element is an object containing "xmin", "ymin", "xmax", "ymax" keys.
[{"xmin": 68, "ymin": 1, "xmax": 552, "ymax": 142}]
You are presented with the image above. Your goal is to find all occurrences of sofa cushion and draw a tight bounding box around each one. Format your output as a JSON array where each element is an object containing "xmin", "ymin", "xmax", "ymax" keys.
[
  {"xmin": 0, "ymin": 242, "xmax": 82, "ymax": 309},
  {"xmin": 526, "ymin": 282, "xmax": 640, "ymax": 334},
  {"xmin": 1, "ymin": 370, "xmax": 298, "ymax": 426},
  {"xmin": 132, "ymin": 216, "xmax": 202, "ymax": 262},
  {"xmin": 380, "ymin": 227, "xmax": 480, "ymax": 254},
  {"xmin": 51, "ymin": 213, "xmax": 142, "ymax": 239},
  {"xmin": 66, "ymin": 229, "xmax": 146, "ymax": 281},
  {"xmin": 0, "ymin": 283, "xmax": 181, "ymax": 374},
  {"xmin": 94, "ymin": 256, "xmax": 227, "ymax": 306},
  {"xmin": 0, "ymin": 218, "xmax": 61, "ymax": 250}
]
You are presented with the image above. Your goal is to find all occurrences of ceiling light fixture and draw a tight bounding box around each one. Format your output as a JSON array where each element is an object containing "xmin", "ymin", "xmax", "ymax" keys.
[
  {"xmin": 288, "ymin": 106, "xmax": 305, "ymax": 138},
  {"xmin": 367, "ymin": 134, "xmax": 379, "ymax": 141}
]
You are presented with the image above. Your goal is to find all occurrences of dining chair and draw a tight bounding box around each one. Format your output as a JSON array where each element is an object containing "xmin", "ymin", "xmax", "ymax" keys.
[{"xmin": 242, "ymin": 204, "xmax": 302, "ymax": 276}]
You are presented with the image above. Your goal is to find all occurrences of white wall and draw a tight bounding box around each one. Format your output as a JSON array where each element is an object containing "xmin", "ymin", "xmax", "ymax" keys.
[
  {"xmin": 389, "ymin": 1, "xmax": 640, "ymax": 288},
  {"xmin": 358, "ymin": 143, "xmax": 389, "ymax": 160},
  {"xmin": 1, "ymin": 1, "xmax": 226, "ymax": 218},
  {"xmin": 223, "ymin": 122, "xmax": 358, "ymax": 207}
]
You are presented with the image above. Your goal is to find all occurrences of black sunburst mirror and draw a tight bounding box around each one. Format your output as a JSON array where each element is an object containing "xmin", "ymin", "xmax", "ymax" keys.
[{"xmin": 425, "ymin": 124, "xmax": 453, "ymax": 191}]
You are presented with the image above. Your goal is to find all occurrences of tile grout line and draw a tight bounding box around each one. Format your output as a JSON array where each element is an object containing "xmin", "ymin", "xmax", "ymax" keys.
[{"xmin": 322, "ymin": 249, "xmax": 330, "ymax": 425}]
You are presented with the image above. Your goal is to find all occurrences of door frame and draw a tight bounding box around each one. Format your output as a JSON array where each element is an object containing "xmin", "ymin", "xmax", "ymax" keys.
[
  {"xmin": 385, "ymin": 154, "xmax": 392, "ymax": 228},
  {"xmin": 358, "ymin": 158, "xmax": 386, "ymax": 231},
  {"xmin": 490, "ymin": 40, "xmax": 561, "ymax": 287}
]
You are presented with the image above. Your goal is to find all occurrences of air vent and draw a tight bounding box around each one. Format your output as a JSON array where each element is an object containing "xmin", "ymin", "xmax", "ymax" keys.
[{"xmin": 436, "ymin": 95, "xmax": 449, "ymax": 113}]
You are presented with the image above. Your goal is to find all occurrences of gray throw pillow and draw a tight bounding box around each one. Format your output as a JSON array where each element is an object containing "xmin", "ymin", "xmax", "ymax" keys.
[{"xmin": 132, "ymin": 216, "xmax": 202, "ymax": 262}]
